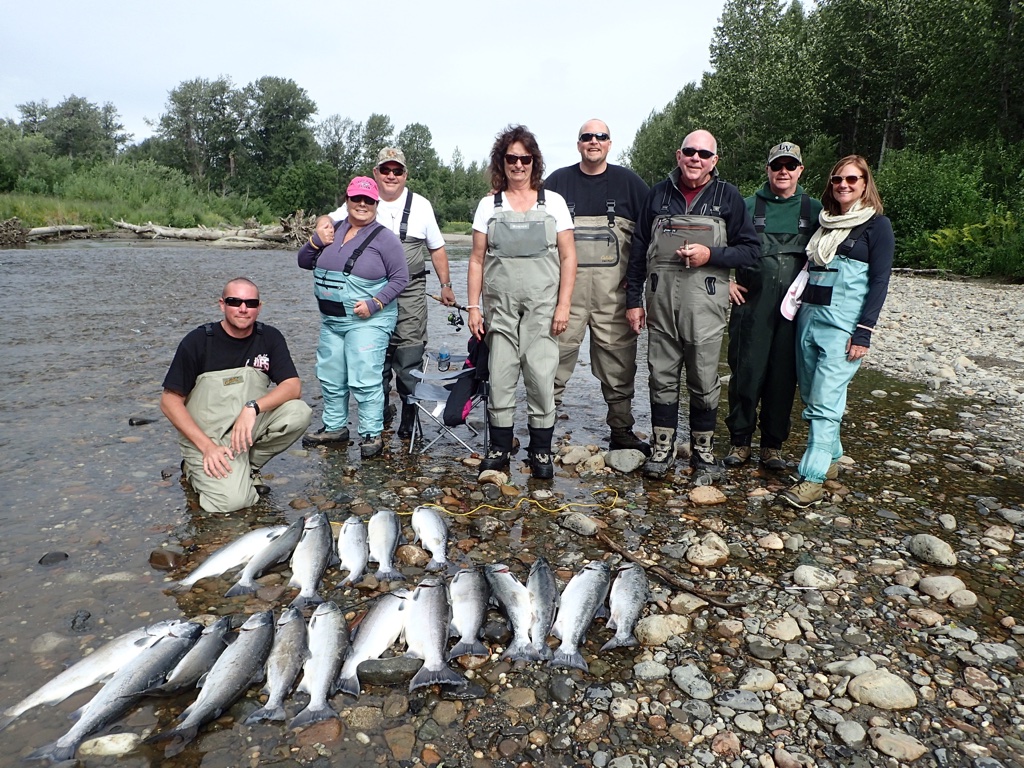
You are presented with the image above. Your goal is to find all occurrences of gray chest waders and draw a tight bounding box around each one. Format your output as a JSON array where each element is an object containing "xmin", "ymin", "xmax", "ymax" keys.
[
  {"xmin": 483, "ymin": 190, "xmax": 560, "ymax": 429},
  {"xmin": 554, "ymin": 200, "xmax": 639, "ymax": 429}
]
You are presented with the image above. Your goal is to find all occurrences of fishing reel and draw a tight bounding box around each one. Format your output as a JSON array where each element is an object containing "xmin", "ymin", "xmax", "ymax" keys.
[{"xmin": 446, "ymin": 309, "xmax": 465, "ymax": 332}]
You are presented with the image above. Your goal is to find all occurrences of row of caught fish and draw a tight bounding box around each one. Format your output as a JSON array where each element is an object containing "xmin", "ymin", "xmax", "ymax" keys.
[
  {"xmin": 171, "ymin": 507, "xmax": 448, "ymax": 605},
  {"xmin": 4, "ymin": 558, "xmax": 650, "ymax": 760}
]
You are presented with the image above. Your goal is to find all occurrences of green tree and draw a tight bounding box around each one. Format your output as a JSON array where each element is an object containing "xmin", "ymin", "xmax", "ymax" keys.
[
  {"xmin": 269, "ymin": 161, "xmax": 338, "ymax": 216},
  {"xmin": 360, "ymin": 113, "xmax": 394, "ymax": 174},
  {"xmin": 17, "ymin": 95, "xmax": 130, "ymax": 162},
  {"xmin": 315, "ymin": 114, "xmax": 363, "ymax": 194},
  {"xmin": 625, "ymin": 83, "xmax": 706, "ymax": 184},
  {"xmin": 396, "ymin": 122, "xmax": 440, "ymax": 180}
]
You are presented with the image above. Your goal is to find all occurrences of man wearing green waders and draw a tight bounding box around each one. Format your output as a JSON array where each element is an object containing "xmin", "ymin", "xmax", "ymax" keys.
[
  {"xmin": 161, "ymin": 278, "xmax": 311, "ymax": 513},
  {"xmin": 724, "ymin": 142, "xmax": 822, "ymax": 471}
]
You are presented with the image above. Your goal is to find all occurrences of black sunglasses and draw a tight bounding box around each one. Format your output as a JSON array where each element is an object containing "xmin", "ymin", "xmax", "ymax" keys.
[
  {"xmin": 830, "ymin": 174, "xmax": 864, "ymax": 185},
  {"xmin": 579, "ymin": 132, "xmax": 610, "ymax": 142},
  {"xmin": 681, "ymin": 147, "xmax": 716, "ymax": 159},
  {"xmin": 223, "ymin": 297, "xmax": 261, "ymax": 308},
  {"xmin": 378, "ymin": 166, "xmax": 405, "ymax": 176},
  {"xmin": 504, "ymin": 154, "xmax": 534, "ymax": 166},
  {"xmin": 349, "ymin": 195, "xmax": 378, "ymax": 205},
  {"xmin": 769, "ymin": 159, "xmax": 801, "ymax": 172}
]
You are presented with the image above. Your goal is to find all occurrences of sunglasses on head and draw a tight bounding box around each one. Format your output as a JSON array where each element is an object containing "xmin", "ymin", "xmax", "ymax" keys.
[
  {"xmin": 223, "ymin": 297, "xmax": 261, "ymax": 308},
  {"xmin": 349, "ymin": 195, "xmax": 377, "ymax": 205},
  {"xmin": 769, "ymin": 159, "xmax": 801, "ymax": 172},
  {"xmin": 504, "ymin": 154, "xmax": 533, "ymax": 166},
  {"xmin": 681, "ymin": 147, "xmax": 715, "ymax": 159},
  {"xmin": 830, "ymin": 174, "xmax": 864, "ymax": 185},
  {"xmin": 579, "ymin": 132, "xmax": 610, "ymax": 142},
  {"xmin": 378, "ymin": 165, "xmax": 405, "ymax": 176}
]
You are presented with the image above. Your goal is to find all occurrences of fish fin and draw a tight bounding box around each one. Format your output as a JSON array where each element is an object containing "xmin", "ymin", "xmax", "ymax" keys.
[
  {"xmin": 289, "ymin": 593, "xmax": 325, "ymax": 610},
  {"xmin": 336, "ymin": 674, "xmax": 360, "ymax": 698},
  {"xmin": 532, "ymin": 641, "xmax": 554, "ymax": 660},
  {"xmin": 373, "ymin": 568, "xmax": 406, "ymax": 582},
  {"xmin": 167, "ymin": 582, "xmax": 193, "ymax": 594},
  {"xmin": 606, "ymin": 616, "xmax": 618, "ymax": 631},
  {"xmin": 244, "ymin": 704, "xmax": 286, "ymax": 724},
  {"xmin": 548, "ymin": 646, "xmax": 589, "ymax": 672},
  {"xmin": 409, "ymin": 663, "xmax": 467, "ymax": 692},
  {"xmin": 448, "ymin": 640, "xmax": 489, "ymax": 660},
  {"xmin": 24, "ymin": 739, "xmax": 76, "ymax": 763},
  {"xmin": 599, "ymin": 635, "xmax": 639, "ymax": 652},
  {"xmin": 502, "ymin": 639, "xmax": 542, "ymax": 663},
  {"xmin": 289, "ymin": 703, "xmax": 339, "ymax": 729},
  {"xmin": 425, "ymin": 559, "xmax": 447, "ymax": 573},
  {"xmin": 224, "ymin": 581, "xmax": 258, "ymax": 598}
]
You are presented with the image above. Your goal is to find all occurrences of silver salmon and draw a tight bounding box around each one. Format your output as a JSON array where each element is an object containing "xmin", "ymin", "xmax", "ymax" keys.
[
  {"xmin": 288, "ymin": 512, "xmax": 334, "ymax": 609},
  {"xmin": 526, "ymin": 557, "xmax": 559, "ymax": 660},
  {"xmin": 290, "ymin": 602, "xmax": 350, "ymax": 728},
  {"xmin": 549, "ymin": 561, "xmax": 611, "ymax": 671},
  {"xmin": 225, "ymin": 517, "xmax": 305, "ymax": 597},
  {"xmin": 337, "ymin": 590, "xmax": 409, "ymax": 697},
  {"xmin": 448, "ymin": 567, "xmax": 489, "ymax": 659},
  {"xmin": 142, "ymin": 616, "xmax": 232, "ymax": 696},
  {"xmin": 411, "ymin": 506, "xmax": 449, "ymax": 572},
  {"xmin": 170, "ymin": 526, "xmax": 287, "ymax": 592},
  {"xmin": 405, "ymin": 576, "xmax": 466, "ymax": 691},
  {"xmin": 601, "ymin": 562, "xmax": 650, "ymax": 651},
  {"xmin": 245, "ymin": 607, "xmax": 309, "ymax": 724},
  {"xmin": 337, "ymin": 515, "xmax": 369, "ymax": 587},
  {"xmin": 484, "ymin": 563, "xmax": 539, "ymax": 662},
  {"xmin": 367, "ymin": 509, "xmax": 404, "ymax": 582}
]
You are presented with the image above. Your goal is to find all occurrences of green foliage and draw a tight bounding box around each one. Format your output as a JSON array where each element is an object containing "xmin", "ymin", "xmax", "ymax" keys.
[
  {"xmin": 17, "ymin": 95, "xmax": 130, "ymax": 163},
  {"xmin": 907, "ymin": 210, "xmax": 1024, "ymax": 279},
  {"xmin": 269, "ymin": 161, "xmax": 338, "ymax": 216}
]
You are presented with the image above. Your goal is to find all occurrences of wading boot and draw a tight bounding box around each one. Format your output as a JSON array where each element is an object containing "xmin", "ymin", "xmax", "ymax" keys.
[
  {"xmin": 397, "ymin": 405, "xmax": 417, "ymax": 439},
  {"xmin": 723, "ymin": 444, "xmax": 751, "ymax": 467},
  {"xmin": 642, "ymin": 427, "xmax": 677, "ymax": 479},
  {"xmin": 479, "ymin": 426, "xmax": 513, "ymax": 472},
  {"xmin": 609, "ymin": 427, "xmax": 653, "ymax": 457},
  {"xmin": 250, "ymin": 467, "xmax": 271, "ymax": 497},
  {"xmin": 302, "ymin": 426, "xmax": 350, "ymax": 447},
  {"xmin": 825, "ymin": 462, "xmax": 839, "ymax": 481},
  {"xmin": 690, "ymin": 431, "xmax": 718, "ymax": 472},
  {"xmin": 780, "ymin": 479, "xmax": 824, "ymax": 509},
  {"xmin": 759, "ymin": 447, "xmax": 787, "ymax": 471},
  {"xmin": 382, "ymin": 403, "xmax": 397, "ymax": 430},
  {"xmin": 527, "ymin": 426, "xmax": 555, "ymax": 480},
  {"xmin": 359, "ymin": 433, "xmax": 384, "ymax": 459}
]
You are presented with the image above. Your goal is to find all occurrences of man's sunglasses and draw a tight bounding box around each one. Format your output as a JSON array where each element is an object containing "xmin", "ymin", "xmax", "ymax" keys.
[
  {"xmin": 830, "ymin": 174, "xmax": 864, "ymax": 185},
  {"xmin": 223, "ymin": 297, "xmax": 261, "ymax": 308},
  {"xmin": 349, "ymin": 195, "xmax": 378, "ymax": 205},
  {"xmin": 505, "ymin": 154, "xmax": 534, "ymax": 166},
  {"xmin": 769, "ymin": 160, "xmax": 801, "ymax": 172},
  {"xmin": 579, "ymin": 132, "xmax": 610, "ymax": 142},
  {"xmin": 681, "ymin": 147, "xmax": 716, "ymax": 159},
  {"xmin": 378, "ymin": 166, "xmax": 405, "ymax": 176}
]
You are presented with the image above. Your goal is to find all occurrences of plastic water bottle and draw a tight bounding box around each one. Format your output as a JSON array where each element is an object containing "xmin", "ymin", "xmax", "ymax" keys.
[{"xmin": 437, "ymin": 343, "xmax": 451, "ymax": 372}]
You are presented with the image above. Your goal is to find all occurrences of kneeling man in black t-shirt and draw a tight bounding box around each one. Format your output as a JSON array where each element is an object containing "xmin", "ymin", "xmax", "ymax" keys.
[{"xmin": 161, "ymin": 277, "xmax": 312, "ymax": 513}]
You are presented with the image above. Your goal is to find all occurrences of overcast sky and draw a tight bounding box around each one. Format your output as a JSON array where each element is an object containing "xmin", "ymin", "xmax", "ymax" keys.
[{"xmin": 0, "ymin": 0, "xmax": 725, "ymax": 172}]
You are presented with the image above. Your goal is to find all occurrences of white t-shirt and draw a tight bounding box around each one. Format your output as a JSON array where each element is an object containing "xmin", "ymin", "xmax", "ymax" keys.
[
  {"xmin": 471, "ymin": 190, "xmax": 574, "ymax": 234},
  {"xmin": 330, "ymin": 189, "xmax": 445, "ymax": 250}
]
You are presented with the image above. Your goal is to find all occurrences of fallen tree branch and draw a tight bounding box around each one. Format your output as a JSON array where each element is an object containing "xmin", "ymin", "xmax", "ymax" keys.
[{"xmin": 26, "ymin": 225, "xmax": 90, "ymax": 239}]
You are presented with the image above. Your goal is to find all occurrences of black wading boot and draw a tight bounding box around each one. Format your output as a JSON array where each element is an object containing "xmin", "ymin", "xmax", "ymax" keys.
[
  {"xmin": 528, "ymin": 426, "xmax": 555, "ymax": 480},
  {"xmin": 479, "ymin": 425, "xmax": 513, "ymax": 472}
]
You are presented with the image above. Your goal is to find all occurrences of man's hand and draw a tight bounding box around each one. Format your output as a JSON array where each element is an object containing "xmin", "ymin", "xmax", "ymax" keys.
[
  {"xmin": 626, "ymin": 307, "xmax": 646, "ymax": 334},
  {"xmin": 230, "ymin": 406, "xmax": 257, "ymax": 455},
  {"xmin": 677, "ymin": 242, "xmax": 711, "ymax": 268},
  {"xmin": 201, "ymin": 443, "xmax": 235, "ymax": 479},
  {"xmin": 439, "ymin": 285, "xmax": 457, "ymax": 306},
  {"xmin": 729, "ymin": 281, "xmax": 748, "ymax": 305}
]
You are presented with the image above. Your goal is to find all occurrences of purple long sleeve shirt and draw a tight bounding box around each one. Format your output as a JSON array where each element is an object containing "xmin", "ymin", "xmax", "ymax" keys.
[{"xmin": 297, "ymin": 220, "xmax": 409, "ymax": 313}]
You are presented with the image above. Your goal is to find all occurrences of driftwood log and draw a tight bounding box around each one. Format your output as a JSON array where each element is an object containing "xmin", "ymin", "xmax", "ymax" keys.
[
  {"xmin": 112, "ymin": 219, "xmax": 289, "ymax": 245},
  {"xmin": 27, "ymin": 224, "xmax": 91, "ymax": 239}
]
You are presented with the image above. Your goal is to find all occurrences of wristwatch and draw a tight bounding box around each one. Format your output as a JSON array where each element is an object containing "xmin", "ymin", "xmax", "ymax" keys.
[
  {"xmin": 244, "ymin": 400, "xmax": 260, "ymax": 415},
  {"xmin": 440, "ymin": 282, "xmax": 453, "ymax": 288}
]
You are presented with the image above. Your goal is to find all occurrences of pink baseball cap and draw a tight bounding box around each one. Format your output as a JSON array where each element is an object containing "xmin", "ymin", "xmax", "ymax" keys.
[{"xmin": 346, "ymin": 176, "xmax": 379, "ymax": 201}]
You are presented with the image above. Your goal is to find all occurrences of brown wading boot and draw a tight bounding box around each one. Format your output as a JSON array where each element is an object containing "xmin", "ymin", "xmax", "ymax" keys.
[
  {"xmin": 690, "ymin": 431, "xmax": 718, "ymax": 472},
  {"xmin": 479, "ymin": 426, "xmax": 513, "ymax": 472},
  {"xmin": 302, "ymin": 426, "xmax": 350, "ymax": 446},
  {"xmin": 642, "ymin": 427, "xmax": 677, "ymax": 479},
  {"xmin": 723, "ymin": 444, "xmax": 751, "ymax": 467},
  {"xmin": 360, "ymin": 433, "xmax": 384, "ymax": 459},
  {"xmin": 609, "ymin": 427, "xmax": 653, "ymax": 457},
  {"xmin": 759, "ymin": 447, "xmax": 787, "ymax": 471},
  {"xmin": 527, "ymin": 426, "xmax": 555, "ymax": 480},
  {"xmin": 826, "ymin": 462, "xmax": 839, "ymax": 481},
  {"xmin": 780, "ymin": 479, "xmax": 824, "ymax": 509}
]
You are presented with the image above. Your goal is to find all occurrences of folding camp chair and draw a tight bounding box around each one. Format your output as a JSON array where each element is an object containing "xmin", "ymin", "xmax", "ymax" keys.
[{"xmin": 406, "ymin": 362, "xmax": 488, "ymax": 455}]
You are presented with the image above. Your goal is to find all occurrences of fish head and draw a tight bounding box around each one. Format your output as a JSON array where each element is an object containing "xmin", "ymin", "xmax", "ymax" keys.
[
  {"xmin": 277, "ymin": 606, "xmax": 305, "ymax": 627},
  {"xmin": 240, "ymin": 611, "xmax": 274, "ymax": 631}
]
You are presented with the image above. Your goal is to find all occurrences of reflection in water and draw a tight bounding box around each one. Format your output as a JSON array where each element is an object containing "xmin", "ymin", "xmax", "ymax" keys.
[{"xmin": 0, "ymin": 243, "xmax": 1021, "ymax": 764}]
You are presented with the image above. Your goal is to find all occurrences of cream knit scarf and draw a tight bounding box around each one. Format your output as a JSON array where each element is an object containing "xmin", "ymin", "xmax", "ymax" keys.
[{"xmin": 806, "ymin": 201, "xmax": 876, "ymax": 266}]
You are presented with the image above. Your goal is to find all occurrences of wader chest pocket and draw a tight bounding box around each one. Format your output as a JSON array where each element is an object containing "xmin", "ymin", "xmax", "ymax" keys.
[
  {"xmin": 490, "ymin": 219, "xmax": 549, "ymax": 258},
  {"xmin": 314, "ymin": 270, "xmax": 348, "ymax": 316},
  {"xmin": 802, "ymin": 284, "xmax": 833, "ymax": 306},
  {"xmin": 574, "ymin": 226, "xmax": 620, "ymax": 267}
]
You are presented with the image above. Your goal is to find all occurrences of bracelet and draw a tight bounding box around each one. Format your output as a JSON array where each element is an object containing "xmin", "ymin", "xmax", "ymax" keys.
[
  {"xmin": 856, "ymin": 324, "xmax": 874, "ymax": 333},
  {"xmin": 465, "ymin": 304, "xmax": 481, "ymax": 310},
  {"xmin": 440, "ymin": 282, "xmax": 452, "ymax": 288},
  {"xmin": 372, "ymin": 297, "xmax": 384, "ymax": 310},
  {"xmin": 309, "ymin": 235, "xmax": 318, "ymax": 248}
]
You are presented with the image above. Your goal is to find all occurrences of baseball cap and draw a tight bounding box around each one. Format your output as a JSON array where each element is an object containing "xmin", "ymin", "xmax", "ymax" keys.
[
  {"xmin": 346, "ymin": 176, "xmax": 380, "ymax": 201},
  {"xmin": 768, "ymin": 142, "xmax": 802, "ymax": 164},
  {"xmin": 375, "ymin": 147, "xmax": 407, "ymax": 168}
]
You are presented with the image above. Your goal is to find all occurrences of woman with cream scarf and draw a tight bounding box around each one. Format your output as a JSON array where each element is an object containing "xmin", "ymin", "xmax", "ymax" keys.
[{"xmin": 780, "ymin": 155, "xmax": 895, "ymax": 509}]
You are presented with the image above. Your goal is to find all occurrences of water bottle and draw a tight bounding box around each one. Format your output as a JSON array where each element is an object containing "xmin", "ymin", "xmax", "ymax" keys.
[{"xmin": 437, "ymin": 343, "xmax": 451, "ymax": 372}]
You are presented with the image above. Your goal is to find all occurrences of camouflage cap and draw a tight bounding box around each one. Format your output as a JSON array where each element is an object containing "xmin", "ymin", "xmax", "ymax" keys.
[
  {"xmin": 375, "ymin": 147, "xmax": 407, "ymax": 168},
  {"xmin": 767, "ymin": 142, "xmax": 802, "ymax": 164}
]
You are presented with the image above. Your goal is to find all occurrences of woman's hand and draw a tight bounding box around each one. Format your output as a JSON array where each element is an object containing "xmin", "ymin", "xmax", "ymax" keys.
[
  {"xmin": 551, "ymin": 304, "xmax": 570, "ymax": 336},
  {"xmin": 315, "ymin": 217, "xmax": 335, "ymax": 245},
  {"xmin": 846, "ymin": 339, "xmax": 868, "ymax": 361},
  {"xmin": 353, "ymin": 300, "xmax": 371, "ymax": 319},
  {"xmin": 468, "ymin": 307, "xmax": 485, "ymax": 340}
]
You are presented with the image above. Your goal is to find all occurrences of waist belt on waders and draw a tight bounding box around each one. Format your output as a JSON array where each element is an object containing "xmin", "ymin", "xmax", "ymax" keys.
[
  {"xmin": 486, "ymin": 188, "xmax": 555, "ymax": 259},
  {"xmin": 802, "ymin": 216, "xmax": 877, "ymax": 307},
  {"xmin": 312, "ymin": 223, "xmax": 386, "ymax": 316}
]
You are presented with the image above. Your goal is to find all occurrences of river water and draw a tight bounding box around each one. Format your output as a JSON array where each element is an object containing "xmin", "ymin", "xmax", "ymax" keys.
[{"xmin": 0, "ymin": 243, "xmax": 1021, "ymax": 766}]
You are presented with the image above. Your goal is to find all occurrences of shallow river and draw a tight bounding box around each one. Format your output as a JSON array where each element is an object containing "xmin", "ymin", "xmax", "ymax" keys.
[{"xmin": 0, "ymin": 243, "xmax": 1020, "ymax": 767}]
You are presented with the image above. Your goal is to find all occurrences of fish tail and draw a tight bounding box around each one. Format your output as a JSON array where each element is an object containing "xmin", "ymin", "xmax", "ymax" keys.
[
  {"xmin": 289, "ymin": 593, "xmax": 325, "ymax": 610},
  {"xmin": 425, "ymin": 558, "xmax": 447, "ymax": 573},
  {"xmin": 289, "ymin": 703, "xmax": 339, "ymax": 729},
  {"xmin": 167, "ymin": 582, "xmax": 192, "ymax": 594},
  {"xmin": 548, "ymin": 645, "xmax": 589, "ymax": 672},
  {"xmin": 336, "ymin": 673, "xmax": 361, "ymax": 697},
  {"xmin": 224, "ymin": 581, "xmax": 258, "ymax": 598},
  {"xmin": 25, "ymin": 740, "xmax": 75, "ymax": 763},
  {"xmin": 409, "ymin": 663, "xmax": 467, "ymax": 692},
  {"xmin": 502, "ymin": 638, "xmax": 543, "ymax": 663},
  {"xmin": 0, "ymin": 714, "xmax": 16, "ymax": 733},
  {"xmin": 244, "ymin": 704, "xmax": 286, "ymax": 724},
  {"xmin": 532, "ymin": 641, "xmax": 554, "ymax": 660},
  {"xmin": 374, "ymin": 567, "xmax": 406, "ymax": 582},
  {"xmin": 448, "ymin": 639, "xmax": 489, "ymax": 660},
  {"xmin": 600, "ymin": 634, "xmax": 639, "ymax": 652}
]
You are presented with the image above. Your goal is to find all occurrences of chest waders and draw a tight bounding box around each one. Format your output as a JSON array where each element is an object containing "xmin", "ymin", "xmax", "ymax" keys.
[
  {"xmin": 553, "ymin": 200, "xmax": 640, "ymax": 433},
  {"xmin": 483, "ymin": 189, "xmax": 559, "ymax": 444},
  {"xmin": 312, "ymin": 225, "xmax": 398, "ymax": 438},
  {"xmin": 793, "ymin": 218, "xmax": 875, "ymax": 484},
  {"xmin": 726, "ymin": 194, "xmax": 813, "ymax": 449},
  {"xmin": 641, "ymin": 181, "xmax": 731, "ymax": 479}
]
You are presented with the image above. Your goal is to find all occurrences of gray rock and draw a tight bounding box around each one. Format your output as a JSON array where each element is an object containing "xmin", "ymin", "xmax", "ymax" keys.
[
  {"xmin": 970, "ymin": 642, "xmax": 1020, "ymax": 664},
  {"xmin": 359, "ymin": 656, "xmax": 423, "ymax": 686},
  {"xmin": 848, "ymin": 669, "xmax": 918, "ymax": 709},
  {"xmin": 949, "ymin": 589, "xmax": 979, "ymax": 608},
  {"xmin": 738, "ymin": 667, "xmax": 777, "ymax": 692},
  {"xmin": 793, "ymin": 564, "xmax": 838, "ymax": 589},
  {"xmin": 868, "ymin": 726, "xmax": 928, "ymax": 761},
  {"xmin": 734, "ymin": 712, "xmax": 763, "ymax": 733},
  {"xmin": 908, "ymin": 533, "xmax": 958, "ymax": 566},
  {"xmin": 605, "ymin": 449, "xmax": 647, "ymax": 474},
  {"xmin": 918, "ymin": 575, "xmax": 966, "ymax": 600},
  {"xmin": 679, "ymin": 699, "xmax": 713, "ymax": 721},
  {"xmin": 834, "ymin": 720, "xmax": 866, "ymax": 747},
  {"xmin": 558, "ymin": 511, "xmax": 599, "ymax": 536},
  {"xmin": 672, "ymin": 663, "xmax": 714, "ymax": 700},
  {"xmin": 825, "ymin": 656, "xmax": 877, "ymax": 677},
  {"xmin": 714, "ymin": 689, "xmax": 763, "ymax": 712},
  {"xmin": 633, "ymin": 660, "xmax": 670, "ymax": 681}
]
